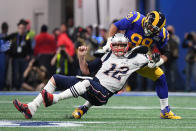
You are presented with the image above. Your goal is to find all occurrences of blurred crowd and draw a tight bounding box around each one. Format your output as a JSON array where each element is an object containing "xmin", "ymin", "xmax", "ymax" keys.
[
  {"xmin": 0, "ymin": 18, "xmax": 107, "ymax": 91},
  {"xmin": 0, "ymin": 18, "xmax": 196, "ymax": 92}
]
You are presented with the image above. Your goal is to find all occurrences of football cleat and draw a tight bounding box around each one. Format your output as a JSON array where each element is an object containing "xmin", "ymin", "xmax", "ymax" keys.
[
  {"xmin": 160, "ymin": 106, "xmax": 181, "ymax": 119},
  {"xmin": 41, "ymin": 89, "xmax": 53, "ymax": 107},
  {"xmin": 13, "ymin": 99, "xmax": 32, "ymax": 119},
  {"xmin": 72, "ymin": 105, "xmax": 88, "ymax": 119}
]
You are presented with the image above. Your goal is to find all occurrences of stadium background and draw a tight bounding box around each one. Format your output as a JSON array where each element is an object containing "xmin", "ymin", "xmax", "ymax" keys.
[
  {"xmin": 0, "ymin": 0, "xmax": 196, "ymax": 130},
  {"xmin": 0, "ymin": 0, "xmax": 195, "ymax": 87}
]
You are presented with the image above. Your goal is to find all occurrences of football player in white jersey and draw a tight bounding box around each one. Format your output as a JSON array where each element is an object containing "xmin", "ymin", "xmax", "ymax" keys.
[{"xmin": 13, "ymin": 33, "xmax": 150, "ymax": 119}]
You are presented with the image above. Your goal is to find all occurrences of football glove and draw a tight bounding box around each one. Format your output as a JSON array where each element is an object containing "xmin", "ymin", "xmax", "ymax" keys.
[
  {"xmin": 152, "ymin": 53, "xmax": 160, "ymax": 63},
  {"xmin": 102, "ymin": 37, "xmax": 112, "ymax": 52},
  {"xmin": 93, "ymin": 37, "xmax": 112, "ymax": 57},
  {"xmin": 148, "ymin": 53, "xmax": 164, "ymax": 68}
]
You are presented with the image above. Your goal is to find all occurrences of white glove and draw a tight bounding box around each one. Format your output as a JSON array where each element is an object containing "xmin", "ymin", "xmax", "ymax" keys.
[
  {"xmin": 148, "ymin": 57, "xmax": 164, "ymax": 68},
  {"xmin": 102, "ymin": 37, "xmax": 112, "ymax": 52}
]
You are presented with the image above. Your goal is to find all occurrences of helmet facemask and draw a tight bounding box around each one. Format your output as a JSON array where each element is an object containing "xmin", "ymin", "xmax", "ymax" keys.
[
  {"xmin": 144, "ymin": 21, "xmax": 160, "ymax": 36},
  {"xmin": 143, "ymin": 11, "xmax": 166, "ymax": 36},
  {"xmin": 110, "ymin": 33, "xmax": 129, "ymax": 57}
]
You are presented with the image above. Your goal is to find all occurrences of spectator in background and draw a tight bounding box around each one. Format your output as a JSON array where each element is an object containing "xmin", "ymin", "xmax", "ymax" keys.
[
  {"xmin": 85, "ymin": 26, "xmax": 99, "ymax": 61},
  {"xmin": 51, "ymin": 45, "xmax": 75, "ymax": 76},
  {"xmin": 21, "ymin": 58, "xmax": 48, "ymax": 91},
  {"xmin": 0, "ymin": 22, "xmax": 11, "ymax": 90},
  {"xmin": 56, "ymin": 24, "xmax": 79, "ymax": 76},
  {"xmin": 0, "ymin": 40, "xmax": 10, "ymax": 90},
  {"xmin": 0, "ymin": 22, "xmax": 9, "ymax": 40},
  {"xmin": 57, "ymin": 23, "xmax": 75, "ymax": 57},
  {"xmin": 52, "ymin": 27, "xmax": 60, "ymax": 43},
  {"xmin": 75, "ymin": 26, "xmax": 99, "ymax": 61},
  {"xmin": 86, "ymin": 25, "xmax": 93, "ymax": 39},
  {"xmin": 8, "ymin": 19, "xmax": 32, "ymax": 90},
  {"xmin": 34, "ymin": 24, "xmax": 56, "ymax": 76},
  {"xmin": 99, "ymin": 28, "xmax": 107, "ymax": 48},
  {"xmin": 182, "ymin": 32, "xmax": 196, "ymax": 91},
  {"xmin": 164, "ymin": 25, "xmax": 180, "ymax": 91},
  {"xmin": 0, "ymin": 22, "xmax": 10, "ymax": 51},
  {"xmin": 92, "ymin": 25, "xmax": 103, "ymax": 45},
  {"xmin": 26, "ymin": 19, "xmax": 36, "ymax": 49},
  {"xmin": 67, "ymin": 18, "xmax": 75, "ymax": 41},
  {"xmin": 73, "ymin": 26, "xmax": 86, "ymax": 46},
  {"xmin": 34, "ymin": 25, "xmax": 56, "ymax": 56},
  {"xmin": 73, "ymin": 26, "xmax": 98, "ymax": 62}
]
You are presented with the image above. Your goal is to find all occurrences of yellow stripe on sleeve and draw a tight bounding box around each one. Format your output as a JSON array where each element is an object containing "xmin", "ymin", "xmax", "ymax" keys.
[
  {"xmin": 132, "ymin": 12, "xmax": 141, "ymax": 23},
  {"xmin": 162, "ymin": 28, "xmax": 166, "ymax": 40}
]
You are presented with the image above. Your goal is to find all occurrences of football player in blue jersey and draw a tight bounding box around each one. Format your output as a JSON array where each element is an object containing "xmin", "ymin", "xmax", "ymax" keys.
[
  {"xmin": 12, "ymin": 33, "xmax": 150, "ymax": 119},
  {"xmin": 73, "ymin": 11, "xmax": 181, "ymax": 119}
]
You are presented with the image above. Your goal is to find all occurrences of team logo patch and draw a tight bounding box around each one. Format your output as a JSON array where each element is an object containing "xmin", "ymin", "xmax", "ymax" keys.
[{"xmin": 0, "ymin": 121, "xmax": 82, "ymax": 127}]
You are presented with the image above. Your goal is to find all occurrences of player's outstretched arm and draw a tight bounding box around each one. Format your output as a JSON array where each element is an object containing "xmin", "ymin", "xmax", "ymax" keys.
[
  {"xmin": 108, "ymin": 24, "xmax": 118, "ymax": 37},
  {"xmin": 77, "ymin": 46, "xmax": 90, "ymax": 75},
  {"xmin": 102, "ymin": 24, "xmax": 118, "ymax": 52}
]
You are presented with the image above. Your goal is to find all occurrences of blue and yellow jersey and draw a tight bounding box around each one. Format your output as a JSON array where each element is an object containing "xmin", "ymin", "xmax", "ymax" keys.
[{"xmin": 114, "ymin": 11, "xmax": 169, "ymax": 51}]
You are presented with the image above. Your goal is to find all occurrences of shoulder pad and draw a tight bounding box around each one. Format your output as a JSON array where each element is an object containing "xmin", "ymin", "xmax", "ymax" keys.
[
  {"xmin": 126, "ymin": 46, "xmax": 148, "ymax": 59},
  {"xmin": 126, "ymin": 11, "xmax": 141, "ymax": 23}
]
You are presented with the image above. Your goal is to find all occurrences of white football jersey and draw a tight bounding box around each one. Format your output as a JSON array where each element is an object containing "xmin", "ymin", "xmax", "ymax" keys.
[{"xmin": 95, "ymin": 51, "xmax": 149, "ymax": 93}]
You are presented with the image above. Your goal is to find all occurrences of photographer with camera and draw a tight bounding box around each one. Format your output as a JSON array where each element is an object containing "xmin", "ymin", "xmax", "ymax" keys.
[
  {"xmin": 21, "ymin": 58, "xmax": 48, "ymax": 91},
  {"xmin": 182, "ymin": 32, "xmax": 196, "ymax": 91},
  {"xmin": 164, "ymin": 25, "xmax": 180, "ymax": 91},
  {"xmin": 51, "ymin": 45, "xmax": 76, "ymax": 76}
]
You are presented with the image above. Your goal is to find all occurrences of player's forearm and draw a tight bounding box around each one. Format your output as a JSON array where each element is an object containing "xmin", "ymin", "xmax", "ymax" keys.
[
  {"xmin": 108, "ymin": 24, "xmax": 118, "ymax": 37},
  {"xmin": 78, "ymin": 56, "xmax": 90, "ymax": 75},
  {"xmin": 160, "ymin": 55, "xmax": 168, "ymax": 62}
]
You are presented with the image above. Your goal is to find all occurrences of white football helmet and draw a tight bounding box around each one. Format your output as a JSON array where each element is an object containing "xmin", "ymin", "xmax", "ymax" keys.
[{"xmin": 110, "ymin": 33, "xmax": 129, "ymax": 56}]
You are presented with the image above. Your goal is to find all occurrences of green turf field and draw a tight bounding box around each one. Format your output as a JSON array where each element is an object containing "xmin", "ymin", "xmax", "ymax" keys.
[{"xmin": 0, "ymin": 93, "xmax": 196, "ymax": 131}]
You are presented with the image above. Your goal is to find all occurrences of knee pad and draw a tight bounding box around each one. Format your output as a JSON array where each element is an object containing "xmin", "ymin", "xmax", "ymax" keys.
[{"xmin": 70, "ymin": 80, "xmax": 90, "ymax": 97}]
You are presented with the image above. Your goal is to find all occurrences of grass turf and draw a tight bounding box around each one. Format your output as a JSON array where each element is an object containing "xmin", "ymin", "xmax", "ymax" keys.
[{"xmin": 0, "ymin": 94, "xmax": 196, "ymax": 131}]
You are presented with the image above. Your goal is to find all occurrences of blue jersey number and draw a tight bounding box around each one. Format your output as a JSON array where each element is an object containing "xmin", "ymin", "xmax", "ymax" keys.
[{"xmin": 103, "ymin": 64, "xmax": 129, "ymax": 80}]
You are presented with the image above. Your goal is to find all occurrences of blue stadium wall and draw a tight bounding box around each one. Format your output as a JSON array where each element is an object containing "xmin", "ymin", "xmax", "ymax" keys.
[{"xmin": 157, "ymin": 0, "xmax": 196, "ymax": 89}]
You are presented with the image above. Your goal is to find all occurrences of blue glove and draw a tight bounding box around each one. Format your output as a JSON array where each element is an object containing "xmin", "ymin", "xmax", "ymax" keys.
[{"xmin": 0, "ymin": 40, "xmax": 11, "ymax": 52}]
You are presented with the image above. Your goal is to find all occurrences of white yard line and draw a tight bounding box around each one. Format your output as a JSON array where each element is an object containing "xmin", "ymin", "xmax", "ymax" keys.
[
  {"xmin": 1, "ymin": 91, "xmax": 196, "ymax": 96},
  {"xmin": 0, "ymin": 99, "xmax": 196, "ymax": 110},
  {"xmin": 92, "ymin": 106, "xmax": 196, "ymax": 110}
]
